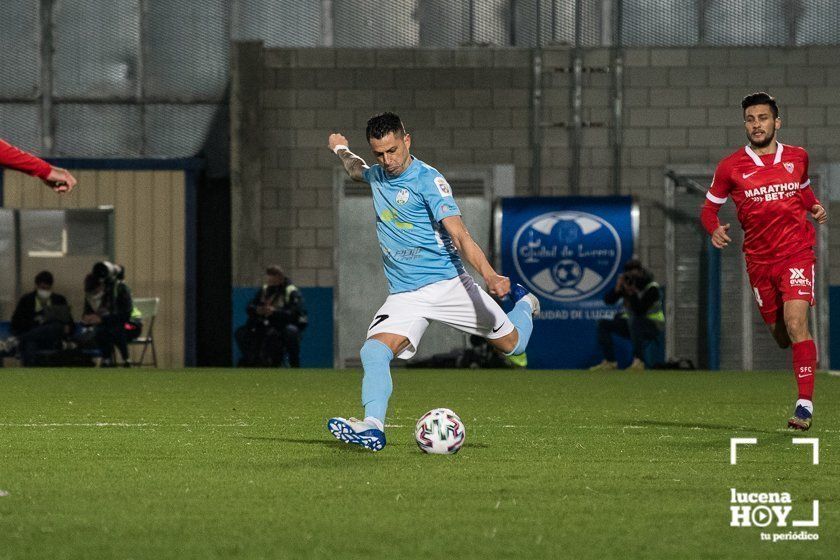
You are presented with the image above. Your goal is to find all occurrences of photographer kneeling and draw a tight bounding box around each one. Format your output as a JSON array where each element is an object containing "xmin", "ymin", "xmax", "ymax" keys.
[
  {"xmin": 590, "ymin": 259, "xmax": 663, "ymax": 371},
  {"xmin": 79, "ymin": 262, "xmax": 141, "ymax": 367}
]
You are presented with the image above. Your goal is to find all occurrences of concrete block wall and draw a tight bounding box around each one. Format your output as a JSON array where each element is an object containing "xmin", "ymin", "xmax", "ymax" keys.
[
  {"xmin": 622, "ymin": 46, "xmax": 840, "ymax": 283},
  {"xmin": 233, "ymin": 46, "xmax": 537, "ymax": 286},
  {"xmin": 232, "ymin": 43, "xmax": 840, "ymax": 288}
]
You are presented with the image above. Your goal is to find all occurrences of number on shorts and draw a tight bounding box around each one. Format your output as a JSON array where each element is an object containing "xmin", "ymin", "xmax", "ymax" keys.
[
  {"xmin": 369, "ymin": 314, "xmax": 389, "ymax": 330},
  {"xmin": 752, "ymin": 287, "xmax": 763, "ymax": 307}
]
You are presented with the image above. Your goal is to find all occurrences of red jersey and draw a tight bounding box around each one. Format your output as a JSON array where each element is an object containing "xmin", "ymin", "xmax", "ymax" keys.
[
  {"xmin": 701, "ymin": 143, "xmax": 817, "ymax": 265},
  {"xmin": 0, "ymin": 139, "xmax": 51, "ymax": 179}
]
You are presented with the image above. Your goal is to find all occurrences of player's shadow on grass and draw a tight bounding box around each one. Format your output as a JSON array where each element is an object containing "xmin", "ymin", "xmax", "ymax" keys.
[
  {"xmin": 628, "ymin": 419, "xmax": 781, "ymax": 435},
  {"xmin": 243, "ymin": 436, "xmax": 360, "ymax": 448},
  {"xmin": 242, "ymin": 436, "xmax": 489, "ymax": 449}
]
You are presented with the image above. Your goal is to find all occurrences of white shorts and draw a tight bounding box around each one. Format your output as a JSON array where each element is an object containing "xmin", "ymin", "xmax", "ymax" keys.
[{"xmin": 366, "ymin": 273, "xmax": 514, "ymax": 360}]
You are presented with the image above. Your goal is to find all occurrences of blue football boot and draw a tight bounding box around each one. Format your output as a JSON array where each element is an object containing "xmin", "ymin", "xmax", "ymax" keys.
[
  {"xmin": 327, "ymin": 417, "xmax": 386, "ymax": 451},
  {"xmin": 510, "ymin": 283, "xmax": 540, "ymax": 316},
  {"xmin": 787, "ymin": 405, "xmax": 812, "ymax": 431}
]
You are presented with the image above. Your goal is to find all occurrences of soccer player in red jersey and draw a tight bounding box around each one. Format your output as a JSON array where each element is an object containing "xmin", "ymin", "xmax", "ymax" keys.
[
  {"xmin": 0, "ymin": 138, "xmax": 76, "ymax": 193},
  {"xmin": 700, "ymin": 92, "xmax": 827, "ymax": 430}
]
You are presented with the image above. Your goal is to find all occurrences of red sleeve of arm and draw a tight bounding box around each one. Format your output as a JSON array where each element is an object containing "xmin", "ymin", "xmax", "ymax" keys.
[
  {"xmin": 0, "ymin": 139, "xmax": 52, "ymax": 179},
  {"xmin": 800, "ymin": 186, "xmax": 819, "ymax": 209},
  {"xmin": 700, "ymin": 199, "xmax": 722, "ymax": 235},
  {"xmin": 798, "ymin": 150, "xmax": 820, "ymax": 209},
  {"xmin": 699, "ymin": 162, "xmax": 732, "ymax": 235}
]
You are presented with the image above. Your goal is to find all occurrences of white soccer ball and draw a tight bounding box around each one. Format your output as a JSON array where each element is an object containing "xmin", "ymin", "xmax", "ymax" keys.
[{"xmin": 414, "ymin": 408, "xmax": 466, "ymax": 454}]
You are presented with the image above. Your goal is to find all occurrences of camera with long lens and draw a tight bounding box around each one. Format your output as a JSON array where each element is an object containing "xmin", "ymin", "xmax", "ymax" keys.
[{"xmin": 92, "ymin": 261, "xmax": 125, "ymax": 283}]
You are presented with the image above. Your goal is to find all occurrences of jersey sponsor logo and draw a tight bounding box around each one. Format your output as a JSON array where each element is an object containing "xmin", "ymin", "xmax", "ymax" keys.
[
  {"xmin": 395, "ymin": 188, "xmax": 409, "ymax": 205},
  {"xmin": 380, "ymin": 208, "xmax": 413, "ymax": 229},
  {"xmin": 744, "ymin": 182, "xmax": 800, "ymax": 202},
  {"xmin": 789, "ymin": 268, "xmax": 810, "ymax": 287},
  {"xmin": 434, "ymin": 176, "xmax": 452, "ymax": 198},
  {"xmin": 742, "ymin": 170, "xmax": 759, "ymax": 179},
  {"xmin": 384, "ymin": 247, "xmax": 422, "ymax": 261},
  {"xmin": 368, "ymin": 314, "xmax": 389, "ymax": 330},
  {"xmin": 491, "ymin": 322, "xmax": 505, "ymax": 333},
  {"xmin": 513, "ymin": 211, "xmax": 621, "ymax": 303},
  {"xmin": 784, "ymin": 162, "xmax": 795, "ymax": 174}
]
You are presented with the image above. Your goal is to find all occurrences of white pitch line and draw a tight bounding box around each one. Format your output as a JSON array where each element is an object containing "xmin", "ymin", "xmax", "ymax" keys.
[
  {"xmin": 0, "ymin": 422, "xmax": 251, "ymax": 428},
  {"xmin": 0, "ymin": 422, "xmax": 159, "ymax": 427}
]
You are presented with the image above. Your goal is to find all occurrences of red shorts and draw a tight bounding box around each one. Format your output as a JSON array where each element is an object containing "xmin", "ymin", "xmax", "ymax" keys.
[{"xmin": 746, "ymin": 253, "xmax": 816, "ymax": 324}]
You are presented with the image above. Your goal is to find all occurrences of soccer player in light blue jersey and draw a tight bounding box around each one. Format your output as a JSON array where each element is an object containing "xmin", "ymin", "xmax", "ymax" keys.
[{"xmin": 326, "ymin": 112, "xmax": 539, "ymax": 451}]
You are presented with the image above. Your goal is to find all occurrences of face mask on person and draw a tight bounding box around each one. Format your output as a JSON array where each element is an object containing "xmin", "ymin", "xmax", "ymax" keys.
[{"xmin": 37, "ymin": 289, "xmax": 52, "ymax": 300}]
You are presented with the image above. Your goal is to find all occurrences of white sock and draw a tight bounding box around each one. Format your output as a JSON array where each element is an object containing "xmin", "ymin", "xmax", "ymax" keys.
[
  {"xmin": 364, "ymin": 416, "xmax": 384, "ymax": 431},
  {"xmin": 796, "ymin": 399, "xmax": 813, "ymax": 414}
]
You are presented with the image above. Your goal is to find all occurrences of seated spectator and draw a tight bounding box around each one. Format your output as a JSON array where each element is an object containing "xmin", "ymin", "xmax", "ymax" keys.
[
  {"xmin": 590, "ymin": 258, "xmax": 663, "ymax": 371},
  {"xmin": 8, "ymin": 270, "xmax": 73, "ymax": 366},
  {"xmin": 78, "ymin": 264, "xmax": 141, "ymax": 367},
  {"xmin": 236, "ymin": 265, "xmax": 308, "ymax": 368}
]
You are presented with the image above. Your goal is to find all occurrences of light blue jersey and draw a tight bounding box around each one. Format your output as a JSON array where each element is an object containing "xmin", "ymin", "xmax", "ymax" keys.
[{"xmin": 363, "ymin": 157, "xmax": 464, "ymax": 293}]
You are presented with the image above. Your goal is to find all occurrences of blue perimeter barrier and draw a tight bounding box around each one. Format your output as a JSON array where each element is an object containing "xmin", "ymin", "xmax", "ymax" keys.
[{"xmin": 831, "ymin": 286, "xmax": 840, "ymax": 369}]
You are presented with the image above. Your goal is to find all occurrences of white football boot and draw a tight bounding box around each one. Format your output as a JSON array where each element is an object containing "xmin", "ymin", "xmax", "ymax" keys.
[{"xmin": 327, "ymin": 417, "xmax": 386, "ymax": 451}]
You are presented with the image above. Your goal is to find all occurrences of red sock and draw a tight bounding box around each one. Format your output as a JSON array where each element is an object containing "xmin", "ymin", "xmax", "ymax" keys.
[{"xmin": 792, "ymin": 340, "xmax": 816, "ymax": 400}]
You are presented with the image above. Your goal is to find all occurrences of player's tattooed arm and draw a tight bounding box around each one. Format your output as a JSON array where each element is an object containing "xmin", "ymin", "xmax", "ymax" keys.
[
  {"xmin": 328, "ymin": 133, "xmax": 369, "ymax": 182},
  {"xmin": 337, "ymin": 148, "xmax": 368, "ymax": 183},
  {"xmin": 442, "ymin": 215, "xmax": 511, "ymax": 298}
]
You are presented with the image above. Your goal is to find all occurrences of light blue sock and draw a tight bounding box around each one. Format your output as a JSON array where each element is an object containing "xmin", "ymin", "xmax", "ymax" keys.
[
  {"xmin": 360, "ymin": 339, "xmax": 394, "ymax": 426},
  {"xmin": 506, "ymin": 299, "xmax": 534, "ymax": 356}
]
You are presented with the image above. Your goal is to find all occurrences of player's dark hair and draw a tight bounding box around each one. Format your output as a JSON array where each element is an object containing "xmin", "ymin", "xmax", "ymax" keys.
[
  {"xmin": 366, "ymin": 112, "xmax": 406, "ymax": 141},
  {"xmin": 35, "ymin": 270, "xmax": 54, "ymax": 286},
  {"xmin": 742, "ymin": 92, "xmax": 779, "ymax": 119}
]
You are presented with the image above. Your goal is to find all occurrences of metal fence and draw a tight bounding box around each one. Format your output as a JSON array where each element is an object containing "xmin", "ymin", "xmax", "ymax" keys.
[{"xmin": 1, "ymin": 0, "xmax": 839, "ymax": 158}]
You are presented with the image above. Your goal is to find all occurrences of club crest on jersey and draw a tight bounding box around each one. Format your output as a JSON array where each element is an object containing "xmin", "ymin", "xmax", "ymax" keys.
[
  {"xmin": 434, "ymin": 177, "xmax": 453, "ymax": 198},
  {"xmin": 395, "ymin": 188, "xmax": 409, "ymax": 205},
  {"xmin": 784, "ymin": 162, "xmax": 795, "ymax": 174}
]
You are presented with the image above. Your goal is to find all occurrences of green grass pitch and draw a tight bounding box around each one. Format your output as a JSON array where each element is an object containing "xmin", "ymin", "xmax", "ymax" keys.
[{"xmin": 0, "ymin": 368, "xmax": 837, "ymax": 559}]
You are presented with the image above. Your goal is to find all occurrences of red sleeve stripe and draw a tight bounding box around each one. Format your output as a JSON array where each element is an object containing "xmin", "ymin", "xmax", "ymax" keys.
[{"xmin": 706, "ymin": 191, "xmax": 727, "ymax": 204}]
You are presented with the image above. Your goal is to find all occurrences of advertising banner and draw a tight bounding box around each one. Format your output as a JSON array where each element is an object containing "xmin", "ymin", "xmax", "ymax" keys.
[{"xmin": 499, "ymin": 196, "xmax": 636, "ymax": 369}]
